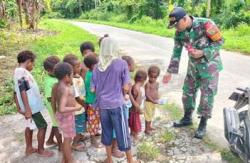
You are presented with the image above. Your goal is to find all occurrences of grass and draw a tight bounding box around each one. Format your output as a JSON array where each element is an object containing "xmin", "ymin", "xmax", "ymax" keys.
[
  {"xmin": 163, "ymin": 103, "xmax": 183, "ymax": 120},
  {"xmin": 220, "ymin": 149, "xmax": 242, "ymax": 163},
  {"xmin": 137, "ymin": 141, "xmax": 160, "ymax": 161},
  {"xmin": 79, "ymin": 19, "xmax": 250, "ymax": 55},
  {"xmin": 159, "ymin": 130, "xmax": 176, "ymax": 143},
  {"xmin": 0, "ymin": 19, "xmax": 98, "ymax": 115}
]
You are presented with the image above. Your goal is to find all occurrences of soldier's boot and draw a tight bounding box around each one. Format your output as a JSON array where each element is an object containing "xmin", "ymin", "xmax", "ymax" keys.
[
  {"xmin": 194, "ymin": 117, "xmax": 208, "ymax": 139},
  {"xmin": 173, "ymin": 110, "xmax": 193, "ymax": 127}
]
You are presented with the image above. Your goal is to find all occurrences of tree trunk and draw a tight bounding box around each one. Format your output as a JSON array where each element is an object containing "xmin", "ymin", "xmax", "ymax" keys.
[
  {"xmin": 0, "ymin": 0, "xmax": 6, "ymax": 20},
  {"xmin": 206, "ymin": 0, "xmax": 211, "ymax": 18},
  {"xmin": 16, "ymin": 0, "xmax": 23, "ymax": 28}
]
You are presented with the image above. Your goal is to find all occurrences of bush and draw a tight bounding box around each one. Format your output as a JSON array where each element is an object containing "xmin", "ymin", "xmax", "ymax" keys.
[
  {"xmin": 0, "ymin": 20, "xmax": 7, "ymax": 29},
  {"xmin": 110, "ymin": 14, "xmax": 127, "ymax": 23},
  {"xmin": 42, "ymin": 12, "xmax": 64, "ymax": 19},
  {"xmin": 214, "ymin": 10, "xmax": 250, "ymax": 29}
]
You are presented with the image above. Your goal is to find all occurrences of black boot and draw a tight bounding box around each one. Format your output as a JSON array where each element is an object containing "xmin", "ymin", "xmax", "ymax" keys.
[
  {"xmin": 194, "ymin": 117, "xmax": 208, "ymax": 139},
  {"xmin": 173, "ymin": 110, "xmax": 193, "ymax": 127}
]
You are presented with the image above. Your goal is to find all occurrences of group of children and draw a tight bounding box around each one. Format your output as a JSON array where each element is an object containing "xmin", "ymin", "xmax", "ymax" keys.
[{"xmin": 13, "ymin": 35, "xmax": 163, "ymax": 163}]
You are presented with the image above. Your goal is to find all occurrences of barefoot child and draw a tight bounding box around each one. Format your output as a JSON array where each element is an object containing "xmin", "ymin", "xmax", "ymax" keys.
[
  {"xmin": 52, "ymin": 62, "xmax": 82, "ymax": 163},
  {"xmin": 43, "ymin": 56, "xmax": 62, "ymax": 150},
  {"xmin": 92, "ymin": 37, "xmax": 139, "ymax": 163},
  {"xmin": 83, "ymin": 53, "xmax": 102, "ymax": 148},
  {"xmin": 129, "ymin": 70, "xmax": 147, "ymax": 141},
  {"xmin": 13, "ymin": 50, "xmax": 53, "ymax": 157},
  {"xmin": 121, "ymin": 55, "xmax": 135, "ymax": 120},
  {"xmin": 63, "ymin": 54, "xmax": 87, "ymax": 151},
  {"xmin": 144, "ymin": 65, "xmax": 160, "ymax": 135}
]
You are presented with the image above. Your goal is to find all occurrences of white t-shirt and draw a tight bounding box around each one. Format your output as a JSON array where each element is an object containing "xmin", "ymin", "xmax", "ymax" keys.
[
  {"xmin": 72, "ymin": 75, "xmax": 86, "ymax": 115},
  {"xmin": 13, "ymin": 67, "xmax": 44, "ymax": 114}
]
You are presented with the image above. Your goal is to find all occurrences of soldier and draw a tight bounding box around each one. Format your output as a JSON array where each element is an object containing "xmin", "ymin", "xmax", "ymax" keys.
[{"xmin": 163, "ymin": 7, "xmax": 223, "ymax": 139}]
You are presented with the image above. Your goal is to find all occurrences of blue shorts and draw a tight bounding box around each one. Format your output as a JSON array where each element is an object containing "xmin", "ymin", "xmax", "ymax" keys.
[
  {"xmin": 113, "ymin": 105, "xmax": 130, "ymax": 138},
  {"xmin": 100, "ymin": 106, "xmax": 131, "ymax": 151},
  {"xmin": 75, "ymin": 112, "xmax": 86, "ymax": 134}
]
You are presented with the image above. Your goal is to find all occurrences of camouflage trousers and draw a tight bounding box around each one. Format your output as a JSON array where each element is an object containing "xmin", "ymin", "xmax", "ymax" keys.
[{"xmin": 182, "ymin": 72, "xmax": 219, "ymax": 118}]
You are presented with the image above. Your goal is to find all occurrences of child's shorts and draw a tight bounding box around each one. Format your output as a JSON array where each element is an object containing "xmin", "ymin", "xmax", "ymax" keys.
[
  {"xmin": 86, "ymin": 104, "xmax": 100, "ymax": 136},
  {"xmin": 144, "ymin": 101, "xmax": 156, "ymax": 121},
  {"xmin": 31, "ymin": 112, "xmax": 47, "ymax": 129},
  {"xmin": 129, "ymin": 110, "xmax": 141, "ymax": 133},
  {"xmin": 75, "ymin": 112, "xmax": 87, "ymax": 134},
  {"xmin": 56, "ymin": 112, "xmax": 76, "ymax": 139},
  {"xmin": 100, "ymin": 106, "xmax": 131, "ymax": 152},
  {"xmin": 113, "ymin": 105, "xmax": 131, "ymax": 139}
]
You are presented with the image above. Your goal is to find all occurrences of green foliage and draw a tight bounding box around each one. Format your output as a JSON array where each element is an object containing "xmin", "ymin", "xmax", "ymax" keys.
[
  {"xmin": 137, "ymin": 141, "xmax": 160, "ymax": 161},
  {"xmin": 0, "ymin": 19, "xmax": 6, "ymax": 28},
  {"xmin": 159, "ymin": 130, "xmax": 176, "ymax": 143},
  {"xmin": 223, "ymin": 23, "xmax": 250, "ymax": 54},
  {"xmin": 42, "ymin": 12, "xmax": 64, "ymax": 19},
  {"xmin": 0, "ymin": 79, "xmax": 16, "ymax": 116}
]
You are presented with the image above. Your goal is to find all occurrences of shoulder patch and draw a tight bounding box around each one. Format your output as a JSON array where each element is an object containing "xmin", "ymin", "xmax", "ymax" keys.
[{"xmin": 204, "ymin": 21, "xmax": 222, "ymax": 41}]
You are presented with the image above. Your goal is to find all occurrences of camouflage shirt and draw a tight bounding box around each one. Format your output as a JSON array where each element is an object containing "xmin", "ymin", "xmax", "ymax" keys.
[{"xmin": 167, "ymin": 16, "xmax": 223, "ymax": 78}]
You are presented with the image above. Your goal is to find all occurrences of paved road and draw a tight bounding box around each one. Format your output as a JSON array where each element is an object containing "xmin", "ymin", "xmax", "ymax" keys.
[{"xmin": 71, "ymin": 21, "xmax": 250, "ymax": 148}]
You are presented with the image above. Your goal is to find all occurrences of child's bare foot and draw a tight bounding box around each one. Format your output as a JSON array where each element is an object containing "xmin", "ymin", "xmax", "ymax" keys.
[
  {"xmin": 149, "ymin": 126, "xmax": 156, "ymax": 130},
  {"xmin": 112, "ymin": 149, "xmax": 125, "ymax": 158},
  {"xmin": 103, "ymin": 158, "xmax": 112, "ymax": 163},
  {"xmin": 25, "ymin": 147, "xmax": 37, "ymax": 156},
  {"xmin": 36, "ymin": 150, "xmax": 54, "ymax": 157},
  {"xmin": 79, "ymin": 134, "xmax": 88, "ymax": 141},
  {"xmin": 46, "ymin": 141, "xmax": 57, "ymax": 146},
  {"xmin": 58, "ymin": 144, "xmax": 62, "ymax": 152},
  {"xmin": 144, "ymin": 130, "xmax": 153, "ymax": 135},
  {"xmin": 72, "ymin": 143, "xmax": 85, "ymax": 151},
  {"xmin": 91, "ymin": 141, "xmax": 103, "ymax": 148}
]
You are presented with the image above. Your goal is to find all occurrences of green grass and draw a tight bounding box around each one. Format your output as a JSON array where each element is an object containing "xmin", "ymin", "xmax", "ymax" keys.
[
  {"xmin": 30, "ymin": 19, "xmax": 98, "ymax": 91},
  {"xmin": 220, "ymin": 149, "xmax": 242, "ymax": 163},
  {"xmin": 0, "ymin": 19, "xmax": 97, "ymax": 115},
  {"xmin": 137, "ymin": 141, "xmax": 160, "ymax": 161},
  {"xmin": 163, "ymin": 103, "xmax": 183, "ymax": 120},
  {"xmin": 80, "ymin": 19, "xmax": 250, "ymax": 55},
  {"xmin": 159, "ymin": 130, "xmax": 176, "ymax": 143}
]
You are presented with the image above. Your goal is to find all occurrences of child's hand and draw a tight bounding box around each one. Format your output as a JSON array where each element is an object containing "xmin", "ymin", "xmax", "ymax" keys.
[
  {"xmin": 124, "ymin": 94, "xmax": 130, "ymax": 101},
  {"xmin": 76, "ymin": 104, "xmax": 82, "ymax": 111},
  {"xmin": 24, "ymin": 110, "xmax": 32, "ymax": 119}
]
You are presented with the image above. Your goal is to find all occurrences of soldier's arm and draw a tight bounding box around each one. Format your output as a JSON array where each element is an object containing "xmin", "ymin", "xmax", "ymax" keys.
[
  {"xmin": 203, "ymin": 20, "xmax": 224, "ymax": 60},
  {"xmin": 167, "ymin": 32, "xmax": 183, "ymax": 74}
]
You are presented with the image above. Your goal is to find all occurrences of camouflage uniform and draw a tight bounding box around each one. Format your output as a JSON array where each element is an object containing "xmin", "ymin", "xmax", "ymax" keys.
[{"xmin": 167, "ymin": 17, "xmax": 223, "ymax": 118}]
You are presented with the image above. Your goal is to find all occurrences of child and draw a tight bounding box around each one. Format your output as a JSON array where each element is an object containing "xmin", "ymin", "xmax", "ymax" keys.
[
  {"xmin": 80, "ymin": 41, "xmax": 95, "ymax": 56},
  {"xmin": 129, "ymin": 70, "xmax": 147, "ymax": 141},
  {"xmin": 43, "ymin": 56, "xmax": 62, "ymax": 150},
  {"xmin": 92, "ymin": 37, "xmax": 139, "ymax": 163},
  {"xmin": 121, "ymin": 55, "xmax": 135, "ymax": 120},
  {"xmin": 52, "ymin": 62, "xmax": 82, "ymax": 163},
  {"xmin": 144, "ymin": 65, "xmax": 160, "ymax": 135},
  {"xmin": 13, "ymin": 50, "xmax": 53, "ymax": 157},
  {"xmin": 63, "ymin": 54, "xmax": 86, "ymax": 151},
  {"xmin": 80, "ymin": 41, "xmax": 95, "ymax": 79},
  {"xmin": 83, "ymin": 53, "xmax": 102, "ymax": 148}
]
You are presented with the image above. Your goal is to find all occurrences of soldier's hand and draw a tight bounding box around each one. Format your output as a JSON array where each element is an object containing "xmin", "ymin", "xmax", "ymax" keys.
[
  {"xmin": 190, "ymin": 49, "xmax": 204, "ymax": 59},
  {"xmin": 163, "ymin": 72, "xmax": 172, "ymax": 84}
]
